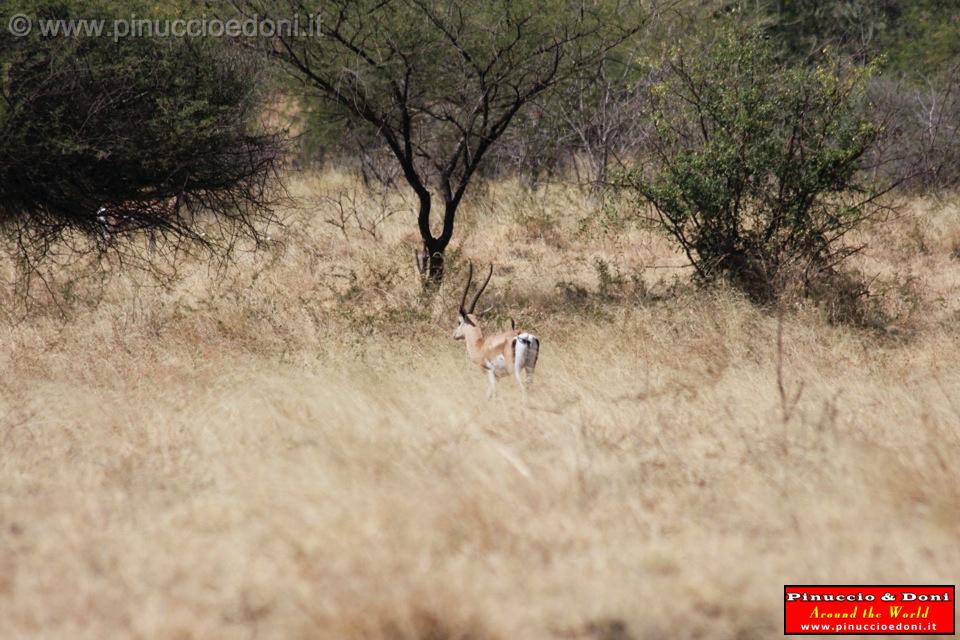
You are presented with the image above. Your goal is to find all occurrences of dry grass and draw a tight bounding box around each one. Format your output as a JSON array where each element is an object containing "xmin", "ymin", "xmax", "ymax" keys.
[{"xmin": 0, "ymin": 173, "xmax": 959, "ymax": 639}]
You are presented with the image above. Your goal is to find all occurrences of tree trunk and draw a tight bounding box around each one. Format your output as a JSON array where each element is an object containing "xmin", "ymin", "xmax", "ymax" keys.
[
  {"xmin": 414, "ymin": 195, "xmax": 456, "ymax": 289},
  {"xmin": 415, "ymin": 243, "xmax": 446, "ymax": 287}
]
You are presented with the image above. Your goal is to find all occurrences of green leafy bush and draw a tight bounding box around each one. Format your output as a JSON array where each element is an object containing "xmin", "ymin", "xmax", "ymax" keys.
[{"xmin": 615, "ymin": 24, "xmax": 885, "ymax": 302}]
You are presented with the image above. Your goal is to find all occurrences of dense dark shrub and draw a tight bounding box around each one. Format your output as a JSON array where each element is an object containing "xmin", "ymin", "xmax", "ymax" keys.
[{"xmin": 0, "ymin": 1, "xmax": 284, "ymax": 260}]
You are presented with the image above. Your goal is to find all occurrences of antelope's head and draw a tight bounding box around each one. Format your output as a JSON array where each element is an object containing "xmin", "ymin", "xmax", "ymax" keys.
[{"xmin": 453, "ymin": 262, "xmax": 492, "ymax": 340}]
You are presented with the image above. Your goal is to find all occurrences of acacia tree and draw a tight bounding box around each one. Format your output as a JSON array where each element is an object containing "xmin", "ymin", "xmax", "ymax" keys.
[{"xmin": 234, "ymin": 0, "xmax": 642, "ymax": 285}]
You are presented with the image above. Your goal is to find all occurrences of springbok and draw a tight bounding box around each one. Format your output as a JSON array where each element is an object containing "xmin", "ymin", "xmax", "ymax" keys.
[{"xmin": 453, "ymin": 263, "xmax": 540, "ymax": 399}]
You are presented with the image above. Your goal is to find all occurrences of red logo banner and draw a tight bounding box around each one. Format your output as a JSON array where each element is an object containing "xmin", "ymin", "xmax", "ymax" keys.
[{"xmin": 784, "ymin": 585, "xmax": 955, "ymax": 635}]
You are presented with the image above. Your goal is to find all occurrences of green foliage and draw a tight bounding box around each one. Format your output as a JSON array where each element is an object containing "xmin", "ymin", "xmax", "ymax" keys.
[
  {"xmin": 0, "ymin": 0, "xmax": 283, "ymax": 256},
  {"xmin": 615, "ymin": 24, "xmax": 883, "ymax": 301},
  {"xmin": 750, "ymin": 0, "xmax": 899, "ymax": 62},
  {"xmin": 876, "ymin": 1, "xmax": 960, "ymax": 78},
  {"xmin": 726, "ymin": 0, "xmax": 960, "ymax": 79}
]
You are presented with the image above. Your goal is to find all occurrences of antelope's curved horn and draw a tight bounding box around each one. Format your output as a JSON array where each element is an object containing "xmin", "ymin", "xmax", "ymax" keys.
[
  {"xmin": 467, "ymin": 263, "xmax": 493, "ymax": 314},
  {"xmin": 459, "ymin": 262, "xmax": 473, "ymax": 314}
]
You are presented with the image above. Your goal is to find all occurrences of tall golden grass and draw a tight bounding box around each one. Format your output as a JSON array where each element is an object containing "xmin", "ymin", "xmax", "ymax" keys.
[{"xmin": 0, "ymin": 172, "xmax": 958, "ymax": 639}]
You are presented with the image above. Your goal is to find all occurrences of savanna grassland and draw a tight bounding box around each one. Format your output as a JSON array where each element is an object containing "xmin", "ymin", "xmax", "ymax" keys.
[{"xmin": 0, "ymin": 173, "xmax": 959, "ymax": 639}]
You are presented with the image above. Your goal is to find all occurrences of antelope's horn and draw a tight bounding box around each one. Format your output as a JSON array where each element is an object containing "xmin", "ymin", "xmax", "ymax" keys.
[
  {"xmin": 459, "ymin": 262, "xmax": 473, "ymax": 314},
  {"xmin": 468, "ymin": 263, "xmax": 493, "ymax": 314}
]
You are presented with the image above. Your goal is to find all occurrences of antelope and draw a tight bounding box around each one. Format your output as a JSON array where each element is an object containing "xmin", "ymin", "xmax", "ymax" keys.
[
  {"xmin": 453, "ymin": 263, "xmax": 540, "ymax": 399},
  {"xmin": 96, "ymin": 195, "xmax": 181, "ymax": 252}
]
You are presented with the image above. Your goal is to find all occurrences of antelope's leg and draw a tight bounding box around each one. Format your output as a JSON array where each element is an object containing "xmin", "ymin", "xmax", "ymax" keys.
[
  {"xmin": 513, "ymin": 363, "xmax": 526, "ymax": 392},
  {"xmin": 515, "ymin": 372, "xmax": 528, "ymax": 404},
  {"xmin": 486, "ymin": 368, "xmax": 497, "ymax": 400},
  {"xmin": 512, "ymin": 337, "xmax": 531, "ymax": 398}
]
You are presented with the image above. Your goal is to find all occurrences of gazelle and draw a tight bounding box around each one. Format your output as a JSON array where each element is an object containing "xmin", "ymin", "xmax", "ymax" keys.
[
  {"xmin": 95, "ymin": 195, "xmax": 181, "ymax": 252},
  {"xmin": 453, "ymin": 263, "xmax": 540, "ymax": 399}
]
